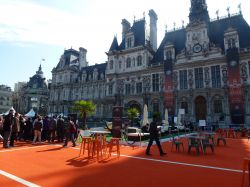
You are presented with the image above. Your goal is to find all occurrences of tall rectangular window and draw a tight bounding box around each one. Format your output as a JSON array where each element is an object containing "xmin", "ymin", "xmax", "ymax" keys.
[
  {"xmin": 152, "ymin": 74, "xmax": 159, "ymax": 92},
  {"xmin": 211, "ymin": 65, "xmax": 221, "ymax": 88},
  {"xmin": 195, "ymin": 68, "xmax": 204, "ymax": 88},
  {"xmin": 214, "ymin": 100, "xmax": 222, "ymax": 113},
  {"xmin": 136, "ymin": 82, "xmax": 142, "ymax": 94},
  {"xmin": 125, "ymin": 84, "xmax": 131, "ymax": 95},
  {"xmin": 108, "ymin": 85, "xmax": 113, "ymax": 95},
  {"xmin": 179, "ymin": 70, "xmax": 188, "ymax": 90}
]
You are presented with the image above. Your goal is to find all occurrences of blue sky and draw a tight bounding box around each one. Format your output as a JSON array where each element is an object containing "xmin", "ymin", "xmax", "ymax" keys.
[{"xmin": 0, "ymin": 0, "xmax": 249, "ymax": 90}]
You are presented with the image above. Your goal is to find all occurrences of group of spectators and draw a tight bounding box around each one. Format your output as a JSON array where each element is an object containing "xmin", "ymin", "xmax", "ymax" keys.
[{"xmin": 0, "ymin": 109, "xmax": 77, "ymax": 148}]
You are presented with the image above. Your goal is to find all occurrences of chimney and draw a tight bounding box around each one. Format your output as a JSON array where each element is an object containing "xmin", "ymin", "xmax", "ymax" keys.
[
  {"xmin": 79, "ymin": 47, "xmax": 88, "ymax": 69},
  {"xmin": 148, "ymin": 9, "xmax": 158, "ymax": 51},
  {"xmin": 121, "ymin": 19, "xmax": 131, "ymax": 40}
]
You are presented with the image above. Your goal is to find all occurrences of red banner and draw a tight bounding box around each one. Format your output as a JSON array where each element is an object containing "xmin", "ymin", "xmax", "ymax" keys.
[
  {"xmin": 227, "ymin": 48, "xmax": 244, "ymax": 124},
  {"xmin": 164, "ymin": 60, "xmax": 174, "ymax": 115}
]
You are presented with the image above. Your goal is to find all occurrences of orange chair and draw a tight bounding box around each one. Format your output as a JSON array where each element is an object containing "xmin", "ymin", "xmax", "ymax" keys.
[
  {"xmin": 241, "ymin": 158, "xmax": 250, "ymax": 187},
  {"xmin": 107, "ymin": 138, "xmax": 121, "ymax": 158},
  {"xmin": 227, "ymin": 128, "xmax": 236, "ymax": 138}
]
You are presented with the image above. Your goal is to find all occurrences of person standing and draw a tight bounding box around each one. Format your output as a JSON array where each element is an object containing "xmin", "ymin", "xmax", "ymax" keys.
[
  {"xmin": 56, "ymin": 116, "xmax": 64, "ymax": 143},
  {"xmin": 33, "ymin": 115, "xmax": 43, "ymax": 144},
  {"xmin": 2, "ymin": 109, "xmax": 14, "ymax": 148},
  {"xmin": 10, "ymin": 112, "xmax": 20, "ymax": 147},
  {"xmin": 146, "ymin": 113, "xmax": 166, "ymax": 156},
  {"xmin": 63, "ymin": 117, "xmax": 76, "ymax": 147},
  {"xmin": 48, "ymin": 116, "xmax": 57, "ymax": 143},
  {"xmin": 41, "ymin": 116, "xmax": 49, "ymax": 141}
]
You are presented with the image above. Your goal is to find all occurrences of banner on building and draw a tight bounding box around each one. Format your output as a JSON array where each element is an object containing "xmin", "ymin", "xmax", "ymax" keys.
[
  {"xmin": 226, "ymin": 48, "xmax": 244, "ymax": 124},
  {"xmin": 164, "ymin": 59, "xmax": 174, "ymax": 116}
]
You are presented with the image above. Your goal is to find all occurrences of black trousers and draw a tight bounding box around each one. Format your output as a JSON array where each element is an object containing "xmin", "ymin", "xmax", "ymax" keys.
[{"xmin": 146, "ymin": 136, "xmax": 164, "ymax": 154}]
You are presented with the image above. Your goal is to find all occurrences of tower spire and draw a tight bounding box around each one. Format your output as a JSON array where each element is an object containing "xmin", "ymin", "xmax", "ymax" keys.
[{"xmin": 189, "ymin": 0, "xmax": 209, "ymax": 23}]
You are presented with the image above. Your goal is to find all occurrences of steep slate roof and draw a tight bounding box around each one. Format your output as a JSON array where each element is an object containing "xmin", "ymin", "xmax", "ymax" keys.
[
  {"xmin": 81, "ymin": 63, "xmax": 107, "ymax": 81},
  {"xmin": 152, "ymin": 28, "xmax": 186, "ymax": 63},
  {"xmin": 209, "ymin": 14, "xmax": 250, "ymax": 50},
  {"xmin": 118, "ymin": 19, "xmax": 146, "ymax": 50},
  {"xmin": 109, "ymin": 36, "xmax": 119, "ymax": 52},
  {"xmin": 151, "ymin": 14, "xmax": 250, "ymax": 64}
]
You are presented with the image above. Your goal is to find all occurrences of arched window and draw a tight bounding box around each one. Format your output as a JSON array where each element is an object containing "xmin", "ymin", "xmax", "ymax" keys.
[
  {"xmin": 126, "ymin": 58, "xmax": 131, "ymax": 68},
  {"xmin": 137, "ymin": 55, "xmax": 142, "ymax": 66},
  {"xmin": 181, "ymin": 102, "xmax": 188, "ymax": 114},
  {"xmin": 214, "ymin": 100, "xmax": 222, "ymax": 113}
]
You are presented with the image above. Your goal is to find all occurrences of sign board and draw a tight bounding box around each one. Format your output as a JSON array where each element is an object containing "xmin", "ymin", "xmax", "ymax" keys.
[
  {"xmin": 199, "ymin": 120, "xmax": 206, "ymax": 127},
  {"xmin": 174, "ymin": 117, "xmax": 178, "ymax": 123},
  {"xmin": 179, "ymin": 109, "xmax": 185, "ymax": 115}
]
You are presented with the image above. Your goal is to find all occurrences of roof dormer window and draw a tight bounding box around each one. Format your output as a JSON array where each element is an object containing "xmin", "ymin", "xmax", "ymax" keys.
[
  {"xmin": 125, "ymin": 33, "xmax": 134, "ymax": 49},
  {"xmin": 127, "ymin": 37, "xmax": 132, "ymax": 48}
]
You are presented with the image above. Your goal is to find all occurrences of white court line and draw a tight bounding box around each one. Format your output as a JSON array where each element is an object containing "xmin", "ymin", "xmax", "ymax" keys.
[
  {"xmin": 0, "ymin": 170, "xmax": 40, "ymax": 187},
  {"xmin": 69, "ymin": 146, "xmax": 243, "ymax": 173},
  {"xmin": 0, "ymin": 145, "xmax": 49, "ymax": 153},
  {"xmin": 0, "ymin": 144, "xmax": 244, "ymax": 174},
  {"xmin": 117, "ymin": 154, "xmax": 243, "ymax": 173}
]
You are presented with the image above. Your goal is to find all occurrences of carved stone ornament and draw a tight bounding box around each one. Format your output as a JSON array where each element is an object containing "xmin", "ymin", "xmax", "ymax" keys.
[
  {"xmin": 188, "ymin": 69, "xmax": 193, "ymax": 87},
  {"xmin": 241, "ymin": 63, "xmax": 248, "ymax": 82}
]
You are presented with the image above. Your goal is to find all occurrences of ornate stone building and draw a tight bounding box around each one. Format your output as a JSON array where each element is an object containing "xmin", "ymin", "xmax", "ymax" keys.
[
  {"xmin": 49, "ymin": 0, "xmax": 250, "ymax": 124},
  {"xmin": 0, "ymin": 85, "xmax": 12, "ymax": 114},
  {"xmin": 13, "ymin": 65, "xmax": 49, "ymax": 115}
]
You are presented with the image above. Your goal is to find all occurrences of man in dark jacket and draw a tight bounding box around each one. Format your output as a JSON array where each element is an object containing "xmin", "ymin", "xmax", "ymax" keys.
[
  {"xmin": 3, "ymin": 109, "xmax": 14, "ymax": 148},
  {"xmin": 146, "ymin": 113, "xmax": 166, "ymax": 156},
  {"xmin": 63, "ymin": 117, "xmax": 76, "ymax": 147}
]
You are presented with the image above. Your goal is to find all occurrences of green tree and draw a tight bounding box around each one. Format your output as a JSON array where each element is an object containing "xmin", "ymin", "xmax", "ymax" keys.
[
  {"xmin": 72, "ymin": 100, "xmax": 96, "ymax": 129},
  {"xmin": 127, "ymin": 107, "xmax": 139, "ymax": 126}
]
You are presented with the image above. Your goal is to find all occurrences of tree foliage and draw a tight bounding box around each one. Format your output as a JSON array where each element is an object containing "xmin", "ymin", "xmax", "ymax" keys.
[{"xmin": 72, "ymin": 100, "xmax": 96, "ymax": 129}]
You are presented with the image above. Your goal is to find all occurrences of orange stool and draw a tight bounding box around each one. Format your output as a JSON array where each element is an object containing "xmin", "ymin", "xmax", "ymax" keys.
[
  {"xmin": 79, "ymin": 137, "xmax": 92, "ymax": 157},
  {"xmin": 92, "ymin": 134, "xmax": 106, "ymax": 161},
  {"xmin": 107, "ymin": 138, "xmax": 121, "ymax": 158},
  {"xmin": 241, "ymin": 158, "xmax": 250, "ymax": 187},
  {"xmin": 227, "ymin": 129, "xmax": 236, "ymax": 138}
]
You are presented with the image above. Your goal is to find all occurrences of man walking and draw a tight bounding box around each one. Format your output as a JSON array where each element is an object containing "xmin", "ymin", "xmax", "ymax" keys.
[
  {"xmin": 63, "ymin": 117, "xmax": 76, "ymax": 147},
  {"xmin": 3, "ymin": 109, "xmax": 14, "ymax": 148},
  {"xmin": 146, "ymin": 113, "xmax": 166, "ymax": 156}
]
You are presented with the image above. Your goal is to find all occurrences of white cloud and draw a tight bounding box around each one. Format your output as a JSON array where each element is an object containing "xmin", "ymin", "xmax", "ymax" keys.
[{"xmin": 0, "ymin": 0, "xmax": 249, "ymax": 65}]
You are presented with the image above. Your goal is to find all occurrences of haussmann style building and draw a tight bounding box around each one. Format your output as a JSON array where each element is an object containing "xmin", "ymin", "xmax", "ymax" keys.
[{"xmin": 49, "ymin": 0, "xmax": 250, "ymax": 125}]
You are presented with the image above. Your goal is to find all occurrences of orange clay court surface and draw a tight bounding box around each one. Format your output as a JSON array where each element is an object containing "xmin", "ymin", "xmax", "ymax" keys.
[{"xmin": 0, "ymin": 137, "xmax": 249, "ymax": 187}]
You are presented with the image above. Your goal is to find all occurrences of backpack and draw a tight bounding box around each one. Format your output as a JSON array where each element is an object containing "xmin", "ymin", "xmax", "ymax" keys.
[{"xmin": 69, "ymin": 121, "xmax": 76, "ymax": 133}]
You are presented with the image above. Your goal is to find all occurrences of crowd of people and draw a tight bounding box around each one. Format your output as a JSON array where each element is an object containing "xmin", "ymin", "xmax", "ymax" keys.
[{"xmin": 0, "ymin": 109, "xmax": 78, "ymax": 148}]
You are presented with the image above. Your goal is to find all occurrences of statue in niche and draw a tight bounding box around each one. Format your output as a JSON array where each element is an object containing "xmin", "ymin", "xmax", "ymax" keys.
[
  {"xmin": 188, "ymin": 69, "xmax": 193, "ymax": 87},
  {"xmin": 241, "ymin": 64, "xmax": 248, "ymax": 82}
]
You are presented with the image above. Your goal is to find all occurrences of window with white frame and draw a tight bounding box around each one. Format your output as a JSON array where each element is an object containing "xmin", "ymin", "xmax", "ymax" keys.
[
  {"xmin": 214, "ymin": 100, "xmax": 222, "ymax": 113},
  {"xmin": 126, "ymin": 58, "xmax": 131, "ymax": 68},
  {"xmin": 228, "ymin": 38, "xmax": 236, "ymax": 48},
  {"xmin": 152, "ymin": 74, "xmax": 159, "ymax": 92},
  {"xmin": 137, "ymin": 55, "xmax": 142, "ymax": 66},
  {"xmin": 108, "ymin": 85, "xmax": 113, "ymax": 95},
  {"xmin": 195, "ymin": 68, "xmax": 204, "ymax": 88},
  {"xmin": 136, "ymin": 82, "xmax": 142, "ymax": 94},
  {"xmin": 125, "ymin": 84, "xmax": 131, "ymax": 95},
  {"xmin": 110, "ymin": 60, "xmax": 113, "ymax": 70},
  {"xmin": 126, "ymin": 37, "xmax": 132, "ymax": 48},
  {"xmin": 211, "ymin": 65, "xmax": 221, "ymax": 88},
  {"xmin": 179, "ymin": 70, "xmax": 188, "ymax": 90}
]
